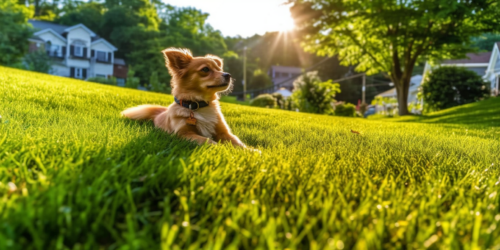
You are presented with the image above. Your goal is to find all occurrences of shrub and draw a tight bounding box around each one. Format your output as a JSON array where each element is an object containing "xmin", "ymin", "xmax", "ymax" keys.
[
  {"xmin": 149, "ymin": 71, "xmax": 168, "ymax": 93},
  {"xmin": 334, "ymin": 103, "xmax": 356, "ymax": 117},
  {"xmin": 125, "ymin": 67, "xmax": 140, "ymax": 89},
  {"xmin": 272, "ymin": 93, "xmax": 284, "ymax": 108},
  {"xmin": 250, "ymin": 94, "xmax": 276, "ymax": 108},
  {"xmin": 23, "ymin": 50, "xmax": 53, "ymax": 73},
  {"xmin": 291, "ymin": 71, "xmax": 340, "ymax": 114},
  {"xmin": 359, "ymin": 103, "xmax": 368, "ymax": 116},
  {"xmin": 423, "ymin": 66, "xmax": 489, "ymax": 111},
  {"xmin": 250, "ymin": 69, "xmax": 273, "ymax": 90}
]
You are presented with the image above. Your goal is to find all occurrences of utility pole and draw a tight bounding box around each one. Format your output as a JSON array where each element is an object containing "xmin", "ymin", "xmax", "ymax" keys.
[
  {"xmin": 243, "ymin": 46, "xmax": 247, "ymax": 101},
  {"xmin": 362, "ymin": 73, "xmax": 366, "ymax": 104}
]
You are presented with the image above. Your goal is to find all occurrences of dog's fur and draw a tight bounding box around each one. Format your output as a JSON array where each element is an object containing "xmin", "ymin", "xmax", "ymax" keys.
[{"xmin": 121, "ymin": 48, "xmax": 246, "ymax": 147}]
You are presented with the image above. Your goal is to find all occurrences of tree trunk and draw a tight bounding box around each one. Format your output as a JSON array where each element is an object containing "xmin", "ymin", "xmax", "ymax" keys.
[{"xmin": 394, "ymin": 76, "xmax": 411, "ymax": 116}]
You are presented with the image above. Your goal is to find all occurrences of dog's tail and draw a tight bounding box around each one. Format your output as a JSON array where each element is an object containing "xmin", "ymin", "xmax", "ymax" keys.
[{"xmin": 121, "ymin": 105, "xmax": 168, "ymax": 120}]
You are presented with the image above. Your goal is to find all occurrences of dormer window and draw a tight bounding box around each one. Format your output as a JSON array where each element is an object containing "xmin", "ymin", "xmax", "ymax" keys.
[
  {"xmin": 74, "ymin": 45, "xmax": 83, "ymax": 57},
  {"xmin": 71, "ymin": 40, "xmax": 86, "ymax": 58}
]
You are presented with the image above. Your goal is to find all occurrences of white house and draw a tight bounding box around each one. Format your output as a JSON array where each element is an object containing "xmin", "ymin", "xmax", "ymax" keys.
[
  {"xmin": 375, "ymin": 75, "xmax": 423, "ymax": 103},
  {"xmin": 483, "ymin": 42, "xmax": 500, "ymax": 96},
  {"xmin": 268, "ymin": 65, "xmax": 302, "ymax": 91},
  {"xmin": 28, "ymin": 20, "xmax": 123, "ymax": 81}
]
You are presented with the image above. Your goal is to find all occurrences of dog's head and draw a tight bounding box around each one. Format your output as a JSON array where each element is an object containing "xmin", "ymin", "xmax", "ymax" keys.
[{"xmin": 162, "ymin": 48, "xmax": 232, "ymax": 101}]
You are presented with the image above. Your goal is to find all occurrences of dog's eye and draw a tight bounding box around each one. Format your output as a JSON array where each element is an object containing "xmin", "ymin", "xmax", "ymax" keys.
[{"xmin": 201, "ymin": 67, "xmax": 210, "ymax": 73}]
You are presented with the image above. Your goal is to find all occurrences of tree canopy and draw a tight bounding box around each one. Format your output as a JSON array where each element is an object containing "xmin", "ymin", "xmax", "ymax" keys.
[
  {"xmin": 0, "ymin": 0, "xmax": 33, "ymax": 65},
  {"xmin": 289, "ymin": 0, "xmax": 500, "ymax": 115}
]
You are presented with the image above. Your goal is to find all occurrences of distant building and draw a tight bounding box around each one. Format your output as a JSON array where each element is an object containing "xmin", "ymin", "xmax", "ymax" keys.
[
  {"xmin": 376, "ymin": 75, "xmax": 423, "ymax": 104},
  {"xmin": 268, "ymin": 65, "xmax": 302, "ymax": 91},
  {"xmin": 28, "ymin": 20, "xmax": 127, "ymax": 81}
]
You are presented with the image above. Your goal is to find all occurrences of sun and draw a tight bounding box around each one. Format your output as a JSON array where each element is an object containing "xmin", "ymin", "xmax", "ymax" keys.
[{"xmin": 273, "ymin": 3, "xmax": 295, "ymax": 32}]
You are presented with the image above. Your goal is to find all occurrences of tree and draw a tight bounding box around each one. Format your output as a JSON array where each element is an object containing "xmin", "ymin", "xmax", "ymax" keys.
[
  {"xmin": 149, "ymin": 71, "xmax": 167, "ymax": 93},
  {"xmin": 125, "ymin": 67, "xmax": 140, "ymax": 89},
  {"xmin": 422, "ymin": 67, "xmax": 489, "ymax": 111},
  {"xmin": 471, "ymin": 33, "xmax": 500, "ymax": 51},
  {"xmin": 0, "ymin": 0, "xmax": 32, "ymax": 66},
  {"xmin": 289, "ymin": 0, "xmax": 500, "ymax": 115},
  {"xmin": 249, "ymin": 69, "xmax": 273, "ymax": 90},
  {"xmin": 23, "ymin": 49, "xmax": 53, "ymax": 73},
  {"xmin": 291, "ymin": 71, "xmax": 340, "ymax": 114}
]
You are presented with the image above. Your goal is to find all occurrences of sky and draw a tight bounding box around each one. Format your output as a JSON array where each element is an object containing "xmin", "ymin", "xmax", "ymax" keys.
[{"xmin": 164, "ymin": 0, "xmax": 295, "ymax": 38}]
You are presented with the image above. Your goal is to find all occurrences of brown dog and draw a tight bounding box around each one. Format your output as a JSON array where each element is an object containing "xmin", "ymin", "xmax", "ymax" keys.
[{"xmin": 121, "ymin": 48, "xmax": 246, "ymax": 147}]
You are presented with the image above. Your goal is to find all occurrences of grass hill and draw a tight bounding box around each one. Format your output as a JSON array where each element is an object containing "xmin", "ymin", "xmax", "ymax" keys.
[
  {"xmin": 1, "ymin": 66, "xmax": 499, "ymax": 249},
  {"xmin": 378, "ymin": 97, "xmax": 500, "ymax": 126}
]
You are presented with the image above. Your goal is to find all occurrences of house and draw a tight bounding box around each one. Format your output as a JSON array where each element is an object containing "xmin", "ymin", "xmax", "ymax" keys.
[
  {"xmin": 483, "ymin": 42, "xmax": 500, "ymax": 96},
  {"xmin": 28, "ymin": 20, "xmax": 126, "ymax": 82},
  {"xmin": 268, "ymin": 65, "xmax": 302, "ymax": 91},
  {"xmin": 375, "ymin": 75, "xmax": 423, "ymax": 103},
  {"xmin": 422, "ymin": 50, "xmax": 498, "ymax": 96}
]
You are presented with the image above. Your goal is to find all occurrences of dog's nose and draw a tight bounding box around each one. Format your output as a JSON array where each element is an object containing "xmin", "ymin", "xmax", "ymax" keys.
[{"xmin": 222, "ymin": 73, "xmax": 231, "ymax": 81}]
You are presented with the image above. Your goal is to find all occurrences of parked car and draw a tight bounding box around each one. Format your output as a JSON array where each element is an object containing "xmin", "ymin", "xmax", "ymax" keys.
[{"xmin": 364, "ymin": 106, "xmax": 376, "ymax": 118}]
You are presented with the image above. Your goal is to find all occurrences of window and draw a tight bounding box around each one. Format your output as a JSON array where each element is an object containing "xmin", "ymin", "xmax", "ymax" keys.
[
  {"xmin": 96, "ymin": 51, "xmax": 108, "ymax": 62},
  {"xmin": 96, "ymin": 74, "xmax": 106, "ymax": 78},
  {"xmin": 75, "ymin": 68, "xmax": 83, "ymax": 78},
  {"xmin": 49, "ymin": 45, "xmax": 60, "ymax": 57},
  {"xmin": 74, "ymin": 45, "xmax": 83, "ymax": 57}
]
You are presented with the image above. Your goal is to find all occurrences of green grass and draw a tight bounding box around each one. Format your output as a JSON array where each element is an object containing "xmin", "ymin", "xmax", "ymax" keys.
[
  {"xmin": 369, "ymin": 97, "xmax": 500, "ymax": 127},
  {"xmin": 1, "ymin": 66, "xmax": 500, "ymax": 249}
]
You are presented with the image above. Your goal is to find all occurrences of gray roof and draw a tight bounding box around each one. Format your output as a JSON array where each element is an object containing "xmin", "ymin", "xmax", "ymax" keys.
[
  {"xmin": 114, "ymin": 58, "xmax": 126, "ymax": 65},
  {"xmin": 29, "ymin": 19, "xmax": 102, "ymax": 40},
  {"xmin": 442, "ymin": 52, "xmax": 492, "ymax": 64},
  {"xmin": 29, "ymin": 20, "xmax": 69, "ymax": 34}
]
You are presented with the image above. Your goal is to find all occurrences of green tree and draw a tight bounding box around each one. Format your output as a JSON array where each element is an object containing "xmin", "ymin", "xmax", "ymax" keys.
[
  {"xmin": 23, "ymin": 49, "xmax": 53, "ymax": 73},
  {"xmin": 249, "ymin": 69, "xmax": 273, "ymax": 90},
  {"xmin": 125, "ymin": 67, "xmax": 140, "ymax": 89},
  {"xmin": 291, "ymin": 71, "xmax": 340, "ymax": 114},
  {"xmin": 423, "ymin": 67, "xmax": 490, "ymax": 111},
  {"xmin": 56, "ymin": 2, "xmax": 104, "ymax": 33},
  {"xmin": 0, "ymin": 0, "xmax": 33, "ymax": 66},
  {"xmin": 149, "ymin": 71, "xmax": 167, "ymax": 93},
  {"xmin": 290, "ymin": 0, "xmax": 500, "ymax": 115},
  {"xmin": 471, "ymin": 33, "xmax": 500, "ymax": 51}
]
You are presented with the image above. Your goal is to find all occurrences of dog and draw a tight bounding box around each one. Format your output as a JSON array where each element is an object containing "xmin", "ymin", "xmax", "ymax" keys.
[{"xmin": 121, "ymin": 48, "xmax": 246, "ymax": 147}]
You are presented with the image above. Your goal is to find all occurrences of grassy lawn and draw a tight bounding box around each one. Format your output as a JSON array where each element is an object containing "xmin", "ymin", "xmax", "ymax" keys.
[
  {"xmin": 1, "ymin": 66, "xmax": 500, "ymax": 249},
  {"xmin": 369, "ymin": 97, "xmax": 500, "ymax": 127}
]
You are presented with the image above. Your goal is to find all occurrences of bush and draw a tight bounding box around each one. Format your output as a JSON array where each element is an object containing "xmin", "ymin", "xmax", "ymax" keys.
[
  {"xmin": 23, "ymin": 50, "xmax": 53, "ymax": 73},
  {"xmin": 250, "ymin": 69, "xmax": 273, "ymax": 90},
  {"xmin": 272, "ymin": 93, "xmax": 284, "ymax": 108},
  {"xmin": 423, "ymin": 66, "xmax": 489, "ymax": 111},
  {"xmin": 359, "ymin": 103, "xmax": 368, "ymax": 116},
  {"xmin": 250, "ymin": 94, "xmax": 276, "ymax": 108},
  {"xmin": 87, "ymin": 76, "xmax": 117, "ymax": 85},
  {"xmin": 125, "ymin": 67, "xmax": 140, "ymax": 89},
  {"xmin": 149, "ymin": 71, "xmax": 168, "ymax": 93},
  {"xmin": 291, "ymin": 71, "xmax": 340, "ymax": 114},
  {"xmin": 334, "ymin": 103, "xmax": 356, "ymax": 117}
]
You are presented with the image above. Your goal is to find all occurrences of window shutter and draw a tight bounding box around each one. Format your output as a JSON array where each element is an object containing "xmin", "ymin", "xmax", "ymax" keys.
[
  {"xmin": 108, "ymin": 52, "xmax": 112, "ymax": 63},
  {"xmin": 70, "ymin": 67, "xmax": 75, "ymax": 78},
  {"xmin": 62, "ymin": 46, "xmax": 66, "ymax": 56},
  {"xmin": 83, "ymin": 69, "xmax": 87, "ymax": 79},
  {"xmin": 83, "ymin": 48, "xmax": 87, "ymax": 58},
  {"xmin": 70, "ymin": 46, "xmax": 74, "ymax": 56},
  {"xmin": 91, "ymin": 50, "xmax": 95, "ymax": 58}
]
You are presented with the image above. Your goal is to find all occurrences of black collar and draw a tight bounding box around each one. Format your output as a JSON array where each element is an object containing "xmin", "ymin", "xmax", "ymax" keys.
[{"xmin": 174, "ymin": 97, "xmax": 209, "ymax": 110}]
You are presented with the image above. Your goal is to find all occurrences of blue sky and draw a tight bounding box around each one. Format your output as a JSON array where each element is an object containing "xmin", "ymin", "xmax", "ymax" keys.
[{"xmin": 164, "ymin": 0, "xmax": 295, "ymax": 37}]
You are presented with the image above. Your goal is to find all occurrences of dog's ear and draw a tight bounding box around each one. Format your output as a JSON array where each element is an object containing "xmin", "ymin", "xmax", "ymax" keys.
[
  {"xmin": 162, "ymin": 48, "xmax": 193, "ymax": 75},
  {"xmin": 206, "ymin": 54, "xmax": 223, "ymax": 69}
]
